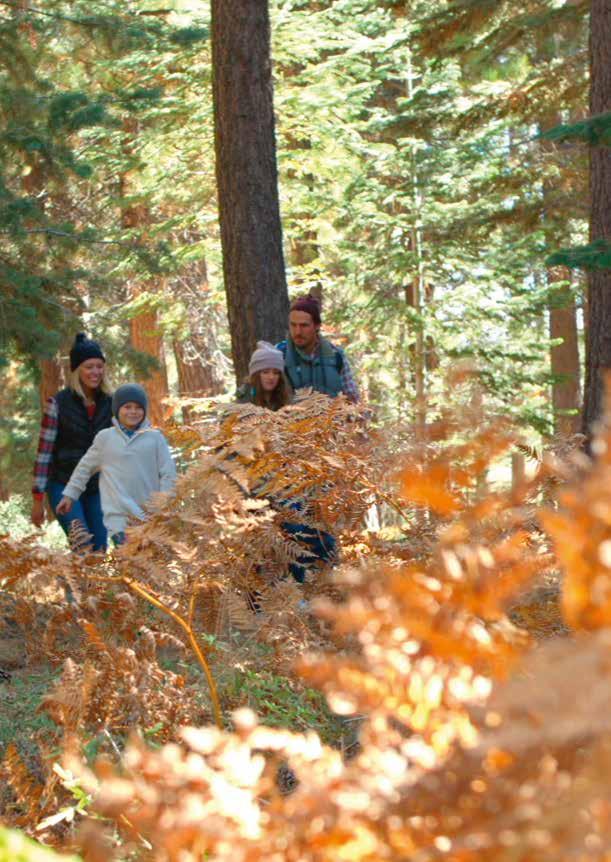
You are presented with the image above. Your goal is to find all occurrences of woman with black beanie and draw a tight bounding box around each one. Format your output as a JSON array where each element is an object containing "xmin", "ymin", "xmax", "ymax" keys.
[{"xmin": 31, "ymin": 333, "xmax": 113, "ymax": 550}]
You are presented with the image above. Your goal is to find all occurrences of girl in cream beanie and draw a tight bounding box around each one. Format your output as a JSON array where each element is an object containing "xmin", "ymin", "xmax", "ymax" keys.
[{"xmin": 239, "ymin": 341, "xmax": 292, "ymax": 410}]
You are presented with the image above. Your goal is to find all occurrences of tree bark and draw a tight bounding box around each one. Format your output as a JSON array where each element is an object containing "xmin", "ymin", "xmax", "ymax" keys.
[
  {"xmin": 121, "ymin": 120, "xmax": 169, "ymax": 428},
  {"xmin": 39, "ymin": 357, "xmax": 64, "ymax": 408},
  {"xmin": 22, "ymin": 157, "xmax": 63, "ymax": 411},
  {"xmin": 170, "ymin": 255, "xmax": 225, "ymax": 421},
  {"xmin": 129, "ymin": 306, "xmax": 169, "ymax": 428},
  {"xmin": 549, "ymin": 270, "xmax": 581, "ymax": 436},
  {"xmin": 211, "ymin": 0, "xmax": 289, "ymax": 382},
  {"xmin": 538, "ymin": 96, "xmax": 582, "ymax": 437},
  {"xmin": 172, "ymin": 318, "xmax": 224, "ymax": 422},
  {"xmin": 583, "ymin": 0, "xmax": 611, "ymax": 437},
  {"xmin": 173, "ymin": 338, "xmax": 222, "ymax": 397}
]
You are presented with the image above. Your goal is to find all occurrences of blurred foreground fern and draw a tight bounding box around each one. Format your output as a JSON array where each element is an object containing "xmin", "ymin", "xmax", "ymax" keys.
[{"xmin": 2, "ymin": 390, "xmax": 610, "ymax": 860}]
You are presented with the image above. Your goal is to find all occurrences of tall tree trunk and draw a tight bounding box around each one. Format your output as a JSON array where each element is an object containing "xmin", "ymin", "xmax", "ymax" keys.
[
  {"xmin": 539, "ymin": 97, "xmax": 582, "ymax": 437},
  {"xmin": 129, "ymin": 307, "xmax": 169, "ymax": 427},
  {"xmin": 211, "ymin": 0, "xmax": 290, "ymax": 383},
  {"xmin": 406, "ymin": 49, "xmax": 426, "ymax": 441},
  {"xmin": 173, "ymin": 280, "xmax": 223, "ymax": 403},
  {"xmin": 173, "ymin": 338, "xmax": 223, "ymax": 404},
  {"xmin": 583, "ymin": 0, "xmax": 611, "ymax": 438},
  {"xmin": 121, "ymin": 120, "xmax": 169, "ymax": 427},
  {"xmin": 549, "ymin": 269, "xmax": 581, "ymax": 436},
  {"xmin": 170, "ymin": 256, "xmax": 225, "ymax": 421}
]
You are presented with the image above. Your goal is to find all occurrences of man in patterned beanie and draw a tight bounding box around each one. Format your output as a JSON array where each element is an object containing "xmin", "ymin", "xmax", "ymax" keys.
[{"xmin": 276, "ymin": 294, "xmax": 359, "ymax": 402}]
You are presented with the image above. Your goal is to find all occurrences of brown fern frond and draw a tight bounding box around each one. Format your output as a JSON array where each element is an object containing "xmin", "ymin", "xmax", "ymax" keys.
[
  {"xmin": 2, "ymin": 743, "xmax": 44, "ymax": 825},
  {"xmin": 67, "ymin": 520, "xmax": 94, "ymax": 554}
]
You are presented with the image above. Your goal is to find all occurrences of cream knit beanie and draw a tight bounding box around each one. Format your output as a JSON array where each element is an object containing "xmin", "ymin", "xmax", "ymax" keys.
[{"xmin": 248, "ymin": 341, "xmax": 285, "ymax": 376}]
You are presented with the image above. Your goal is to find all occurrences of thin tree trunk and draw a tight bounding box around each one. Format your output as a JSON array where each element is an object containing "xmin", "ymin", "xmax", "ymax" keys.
[
  {"xmin": 211, "ymin": 0, "xmax": 289, "ymax": 382},
  {"xmin": 173, "ymin": 337, "xmax": 222, "ymax": 396},
  {"xmin": 406, "ymin": 49, "xmax": 426, "ymax": 441},
  {"xmin": 583, "ymin": 0, "xmax": 611, "ymax": 438},
  {"xmin": 538, "ymin": 97, "xmax": 582, "ymax": 437},
  {"xmin": 405, "ymin": 268, "xmax": 425, "ymax": 439},
  {"xmin": 549, "ymin": 269, "xmax": 581, "ymax": 435},
  {"xmin": 397, "ymin": 316, "xmax": 408, "ymax": 422}
]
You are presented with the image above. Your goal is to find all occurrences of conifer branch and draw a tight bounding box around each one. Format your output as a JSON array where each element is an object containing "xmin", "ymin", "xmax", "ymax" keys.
[
  {"xmin": 0, "ymin": 227, "xmax": 141, "ymax": 248},
  {"xmin": 0, "ymin": 0, "xmax": 88, "ymax": 25}
]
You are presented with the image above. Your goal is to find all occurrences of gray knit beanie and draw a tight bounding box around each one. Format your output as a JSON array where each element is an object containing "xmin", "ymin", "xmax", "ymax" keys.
[
  {"xmin": 112, "ymin": 383, "xmax": 148, "ymax": 417},
  {"xmin": 248, "ymin": 341, "xmax": 285, "ymax": 377}
]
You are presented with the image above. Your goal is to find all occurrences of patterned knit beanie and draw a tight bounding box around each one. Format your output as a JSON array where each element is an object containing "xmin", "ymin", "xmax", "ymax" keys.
[
  {"xmin": 248, "ymin": 341, "xmax": 285, "ymax": 377},
  {"xmin": 112, "ymin": 383, "xmax": 148, "ymax": 417},
  {"xmin": 290, "ymin": 293, "xmax": 321, "ymax": 325},
  {"xmin": 69, "ymin": 332, "xmax": 105, "ymax": 371}
]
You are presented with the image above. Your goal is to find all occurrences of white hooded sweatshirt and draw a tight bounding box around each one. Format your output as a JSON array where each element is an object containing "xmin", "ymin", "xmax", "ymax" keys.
[{"xmin": 63, "ymin": 418, "xmax": 176, "ymax": 534}]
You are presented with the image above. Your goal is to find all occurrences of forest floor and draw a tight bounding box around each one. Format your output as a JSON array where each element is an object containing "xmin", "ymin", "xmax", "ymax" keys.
[
  {"xmin": 0, "ymin": 582, "xmax": 351, "ymax": 815},
  {"xmin": 0, "ymin": 565, "xmax": 567, "ymax": 775}
]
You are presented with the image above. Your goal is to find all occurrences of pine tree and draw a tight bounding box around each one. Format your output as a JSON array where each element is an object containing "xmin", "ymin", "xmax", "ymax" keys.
[
  {"xmin": 211, "ymin": 0, "xmax": 289, "ymax": 383},
  {"xmin": 582, "ymin": 0, "xmax": 611, "ymax": 436}
]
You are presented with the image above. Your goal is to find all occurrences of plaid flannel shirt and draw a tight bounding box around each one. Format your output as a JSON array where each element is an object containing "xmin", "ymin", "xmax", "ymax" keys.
[
  {"xmin": 32, "ymin": 397, "xmax": 59, "ymax": 496},
  {"xmin": 338, "ymin": 353, "xmax": 360, "ymax": 403}
]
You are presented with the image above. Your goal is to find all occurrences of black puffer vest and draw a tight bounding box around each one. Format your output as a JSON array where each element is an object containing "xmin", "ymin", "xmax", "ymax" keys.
[{"xmin": 49, "ymin": 388, "xmax": 113, "ymax": 493}]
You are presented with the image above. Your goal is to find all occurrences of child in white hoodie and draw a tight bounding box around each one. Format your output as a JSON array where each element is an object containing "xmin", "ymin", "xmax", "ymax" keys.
[{"xmin": 56, "ymin": 384, "xmax": 176, "ymax": 545}]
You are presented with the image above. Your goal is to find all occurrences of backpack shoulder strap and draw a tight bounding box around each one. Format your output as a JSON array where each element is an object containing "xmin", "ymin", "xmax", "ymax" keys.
[
  {"xmin": 320, "ymin": 338, "xmax": 344, "ymax": 373},
  {"xmin": 276, "ymin": 340, "xmax": 298, "ymax": 391}
]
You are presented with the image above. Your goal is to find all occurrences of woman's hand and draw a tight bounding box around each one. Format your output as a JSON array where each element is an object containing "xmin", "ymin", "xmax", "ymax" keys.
[
  {"xmin": 31, "ymin": 497, "xmax": 46, "ymax": 528},
  {"xmin": 55, "ymin": 496, "xmax": 73, "ymax": 516}
]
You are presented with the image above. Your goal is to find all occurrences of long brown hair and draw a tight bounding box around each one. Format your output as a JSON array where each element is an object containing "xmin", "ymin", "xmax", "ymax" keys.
[{"xmin": 249, "ymin": 370, "xmax": 291, "ymax": 411}]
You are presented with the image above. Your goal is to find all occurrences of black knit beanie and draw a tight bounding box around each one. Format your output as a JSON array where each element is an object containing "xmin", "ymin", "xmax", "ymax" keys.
[
  {"xmin": 112, "ymin": 383, "xmax": 148, "ymax": 418},
  {"xmin": 69, "ymin": 332, "xmax": 106, "ymax": 371}
]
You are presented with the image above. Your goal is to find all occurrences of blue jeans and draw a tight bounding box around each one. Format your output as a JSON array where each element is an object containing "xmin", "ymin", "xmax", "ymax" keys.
[
  {"xmin": 282, "ymin": 522, "xmax": 337, "ymax": 583},
  {"xmin": 47, "ymin": 480, "xmax": 107, "ymax": 552}
]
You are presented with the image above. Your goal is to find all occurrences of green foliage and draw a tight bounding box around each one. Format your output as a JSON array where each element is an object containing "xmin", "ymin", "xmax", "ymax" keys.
[
  {"xmin": 225, "ymin": 667, "xmax": 348, "ymax": 745},
  {"xmin": 0, "ymin": 366, "xmax": 41, "ymax": 495},
  {"xmin": 540, "ymin": 112, "xmax": 611, "ymax": 147},
  {"xmin": 0, "ymin": 495, "xmax": 66, "ymax": 548},
  {"xmin": 271, "ymin": 0, "xmax": 588, "ymax": 431},
  {"xmin": 548, "ymin": 240, "xmax": 611, "ymax": 271},
  {"xmin": 0, "ymin": 829, "xmax": 81, "ymax": 862},
  {"xmin": 0, "ymin": 668, "xmax": 59, "ymax": 763},
  {"xmin": 0, "ymin": 0, "xmax": 215, "ymax": 367},
  {"xmin": 0, "ymin": 0, "xmax": 591, "ymax": 488}
]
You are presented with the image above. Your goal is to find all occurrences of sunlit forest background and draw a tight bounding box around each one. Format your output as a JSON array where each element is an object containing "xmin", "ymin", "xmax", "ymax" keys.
[{"xmin": 0, "ymin": 0, "xmax": 594, "ymax": 511}]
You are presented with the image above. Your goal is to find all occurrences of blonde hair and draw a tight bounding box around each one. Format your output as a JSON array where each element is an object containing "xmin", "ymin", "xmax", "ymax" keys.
[{"xmin": 68, "ymin": 367, "xmax": 112, "ymax": 403}]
